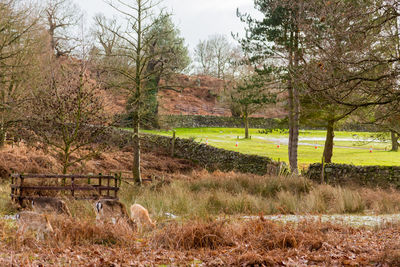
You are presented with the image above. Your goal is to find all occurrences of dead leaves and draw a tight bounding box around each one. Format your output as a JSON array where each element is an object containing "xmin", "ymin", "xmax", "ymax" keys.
[{"xmin": 1, "ymin": 218, "xmax": 400, "ymax": 266}]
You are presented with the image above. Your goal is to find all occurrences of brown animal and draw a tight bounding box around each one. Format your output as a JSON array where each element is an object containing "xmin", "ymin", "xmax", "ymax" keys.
[
  {"xmin": 95, "ymin": 199, "xmax": 134, "ymax": 227},
  {"xmin": 31, "ymin": 197, "xmax": 71, "ymax": 216},
  {"xmin": 130, "ymin": 204, "xmax": 156, "ymax": 231},
  {"xmin": 16, "ymin": 211, "xmax": 54, "ymax": 240}
]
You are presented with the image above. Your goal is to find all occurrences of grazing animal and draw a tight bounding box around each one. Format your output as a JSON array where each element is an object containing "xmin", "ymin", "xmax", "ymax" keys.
[
  {"xmin": 95, "ymin": 199, "xmax": 134, "ymax": 227},
  {"xmin": 32, "ymin": 197, "xmax": 71, "ymax": 216},
  {"xmin": 16, "ymin": 211, "xmax": 53, "ymax": 240},
  {"xmin": 130, "ymin": 204, "xmax": 156, "ymax": 231}
]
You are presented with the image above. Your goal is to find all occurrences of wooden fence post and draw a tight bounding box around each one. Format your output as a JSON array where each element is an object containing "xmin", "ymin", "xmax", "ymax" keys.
[
  {"xmin": 71, "ymin": 177, "xmax": 75, "ymax": 197},
  {"xmin": 10, "ymin": 175, "xmax": 14, "ymax": 201},
  {"xmin": 19, "ymin": 175, "xmax": 24, "ymax": 206},
  {"xmin": 114, "ymin": 176, "xmax": 118, "ymax": 198},
  {"xmin": 98, "ymin": 176, "xmax": 102, "ymax": 197},
  {"xmin": 321, "ymin": 156, "xmax": 325, "ymax": 184},
  {"xmin": 107, "ymin": 177, "xmax": 110, "ymax": 198},
  {"xmin": 171, "ymin": 130, "xmax": 176, "ymax": 157}
]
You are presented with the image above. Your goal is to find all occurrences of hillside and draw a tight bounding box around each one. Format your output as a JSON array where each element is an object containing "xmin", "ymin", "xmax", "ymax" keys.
[{"xmin": 98, "ymin": 73, "xmax": 286, "ymax": 119}]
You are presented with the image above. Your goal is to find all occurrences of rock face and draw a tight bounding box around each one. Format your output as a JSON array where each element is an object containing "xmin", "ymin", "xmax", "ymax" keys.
[{"xmin": 307, "ymin": 163, "xmax": 400, "ymax": 188}]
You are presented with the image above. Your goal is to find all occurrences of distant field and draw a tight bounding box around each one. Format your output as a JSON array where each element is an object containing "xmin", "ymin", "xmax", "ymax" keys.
[{"xmin": 141, "ymin": 127, "xmax": 400, "ymax": 167}]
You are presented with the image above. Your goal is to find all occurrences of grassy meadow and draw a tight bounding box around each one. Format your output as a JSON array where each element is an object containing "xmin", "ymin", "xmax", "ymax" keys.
[{"xmin": 141, "ymin": 127, "xmax": 400, "ymax": 167}]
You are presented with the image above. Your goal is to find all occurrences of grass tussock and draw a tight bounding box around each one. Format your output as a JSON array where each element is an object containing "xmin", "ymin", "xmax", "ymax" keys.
[
  {"xmin": 0, "ymin": 215, "xmax": 136, "ymax": 251},
  {"xmin": 153, "ymin": 220, "xmax": 234, "ymax": 250},
  {"xmin": 48, "ymin": 215, "xmax": 136, "ymax": 247},
  {"xmin": 120, "ymin": 171, "xmax": 400, "ymax": 217},
  {"xmin": 360, "ymin": 188, "xmax": 400, "ymax": 214},
  {"xmin": 2, "ymin": 171, "xmax": 400, "ymax": 219}
]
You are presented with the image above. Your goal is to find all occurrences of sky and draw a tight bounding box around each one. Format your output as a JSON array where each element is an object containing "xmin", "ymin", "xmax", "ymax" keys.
[{"xmin": 76, "ymin": 0, "xmax": 259, "ymax": 52}]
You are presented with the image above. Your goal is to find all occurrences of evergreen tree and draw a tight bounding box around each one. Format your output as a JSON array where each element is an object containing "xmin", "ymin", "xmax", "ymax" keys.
[
  {"xmin": 231, "ymin": 74, "xmax": 276, "ymax": 139},
  {"xmin": 238, "ymin": 0, "xmax": 303, "ymax": 174}
]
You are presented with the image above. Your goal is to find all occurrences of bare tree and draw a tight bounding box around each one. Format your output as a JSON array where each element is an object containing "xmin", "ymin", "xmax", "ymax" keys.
[
  {"xmin": 28, "ymin": 57, "xmax": 108, "ymax": 175},
  {"xmin": 92, "ymin": 14, "xmax": 120, "ymax": 57},
  {"xmin": 0, "ymin": 0, "xmax": 41, "ymax": 147},
  {"xmin": 194, "ymin": 34, "xmax": 234, "ymax": 79},
  {"xmin": 299, "ymin": 0, "xmax": 400, "ymax": 161},
  {"xmin": 194, "ymin": 39, "xmax": 214, "ymax": 76},
  {"xmin": 104, "ymin": 0, "xmax": 167, "ymax": 185},
  {"xmin": 43, "ymin": 0, "xmax": 82, "ymax": 57}
]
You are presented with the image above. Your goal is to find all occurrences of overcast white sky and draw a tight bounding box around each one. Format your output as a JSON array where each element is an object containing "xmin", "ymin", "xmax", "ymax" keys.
[{"xmin": 76, "ymin": 0, "xmax": 258, "ymax": 52}]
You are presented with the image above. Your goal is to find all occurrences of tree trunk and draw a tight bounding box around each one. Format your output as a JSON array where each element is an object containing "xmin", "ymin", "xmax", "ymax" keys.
[
  {"xmin": 287, "ymin": 27, "xmax": 300, "ymax": 175},
  {"xmin": 391, "ymin": 130, "xmax": 398, "ymax": 152},
  {"xmin": 323, "ymin": 120, "xmax": 335, "ymax": 163},
  {"xmin": 288, "ymin": 82, "xmax": 299, "ymax": 174},
  {"xmin": 244, "ymin": 113, "xmax": 249, "ymax": 139},
  {"xmin": 0, "ymin": 128, "xmax": 5, "ymax": 149},
  {"xmin": 133, "ymin": 109, "xmax": 141, "ymax": 185},
  {"xmin": 0, "ymin": 117, "xmax": 5, "ymax": 148},
  {"xmin": 61, "ymin": 148, "xmax": 70, "ymax": 185}
]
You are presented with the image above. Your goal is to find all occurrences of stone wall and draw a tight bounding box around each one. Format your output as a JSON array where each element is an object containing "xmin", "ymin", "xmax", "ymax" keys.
[
  {"xmin": 142, "ymin": 134, "xmax": 286, "ymax": 175},
  {"xmin": 101, "ymin": 128, "xmax": 285, "ymax": 176},
  {"xmin": 157, "ymin": 115, "xmax": 379, "ymax": 132},
  {"xmin": 158, "ymin": 115, "xmax": 285, "ymax": 129},
  {"xmin": 306, "ymin": 163, "xmax": 400, "ymax": 188}
]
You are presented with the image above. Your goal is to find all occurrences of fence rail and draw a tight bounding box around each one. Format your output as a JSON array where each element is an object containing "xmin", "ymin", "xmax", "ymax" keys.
[{"xmin": 11, "ymin": 174, "xmax": 120, "ymax": 205}]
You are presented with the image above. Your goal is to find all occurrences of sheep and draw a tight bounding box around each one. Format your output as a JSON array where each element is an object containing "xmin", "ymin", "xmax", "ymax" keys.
[
  {"xmin": 130, "ymin": 203, "xmax": 156, "ymax": 231},
  {"xmin": 31, "ymin": 197, "xmax": 71, "ymax": 217},
  {"xmin": 16, "ymin": 211, "xmax": 53, "ymax": 240}
]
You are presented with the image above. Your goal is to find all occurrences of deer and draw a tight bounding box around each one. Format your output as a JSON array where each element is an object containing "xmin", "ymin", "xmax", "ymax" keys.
[
  {"xmin": 130, "ymin": 203, "xmax": 156, "ymax": 231},
  {"xmin": 94, "ymin": 199, "xmax": 135, "ymax": 228},
  {"xmin": 16, "ymin": 211, "xmax": 54, "ymax": 240},
  {"xmin": 31, "ymin": 197, "xmax": 71, "ymax": 217}
]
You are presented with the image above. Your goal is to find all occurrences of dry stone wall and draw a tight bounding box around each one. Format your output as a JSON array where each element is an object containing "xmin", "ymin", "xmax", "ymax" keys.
[
  {"xmin": 158, "ymin": 115, "xmax": 284, "ymax": 129},
  {"xmin": 157, "ymin": 115, "xmax": 379, "ymax": 132},
  {"xmin": 141, "ymin": 134, "xmax": 285, "ymax": 175},
  {"xmin": 101, "ymin": 128, "xmax": 285, "ymax": 175},
  {"xmin": 307, "ymin": 163, "xmax": 400, "ymax": 188}
]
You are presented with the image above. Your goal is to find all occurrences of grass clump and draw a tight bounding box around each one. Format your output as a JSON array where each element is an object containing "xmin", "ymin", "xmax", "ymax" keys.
[
  {"xmin": 0, "ymin": 184, "xmax": 18, "ymax": 215},
  {"xmin": 189, "ymin": 173, "xmax": 312, "ymax": 198},
  {"xmin": 118, "ymin": 172, "xmax": 400, "ymax": 218},
  {"xmin": 48, "ymin": 216, "xmax": 136, "ymax": 247},
  {"xmin": 152, "ymin": 220, "xmax": 234, "ymax": 250}
]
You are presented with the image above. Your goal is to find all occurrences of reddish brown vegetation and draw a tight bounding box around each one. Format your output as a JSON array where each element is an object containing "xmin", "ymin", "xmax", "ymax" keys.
[
  {"xmin": 153, "ymin": 219, "xmax": 400, "ymax": 266},
  {"xmin": 0, "ymin": 144, "xmax": 198, "ymax": 179},
  {"xmin": 159, "ymin": 74, "xmax": 286, "ymax": 118},
  {"xmin": 96, "ymin": 72, "xmax": 285, "ymax": 118},
  {"xmin": 158, "ymin": 74, "xmax": 230, "ymax": 116},
  {"xmin": 1, "ymin": 217, "xmax": 400, "ymax": 265}
]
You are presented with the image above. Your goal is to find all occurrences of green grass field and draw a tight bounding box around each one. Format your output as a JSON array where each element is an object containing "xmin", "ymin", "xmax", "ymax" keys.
[{"xmin": 141, "ymin": 128, "xmax": 400, "ymax": 167}]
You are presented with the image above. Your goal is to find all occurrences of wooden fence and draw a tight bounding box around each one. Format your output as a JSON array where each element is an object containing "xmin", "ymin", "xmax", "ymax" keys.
[{"xmin": 10, "ymin": 174, "xmax": 120, "ymax": 205}]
